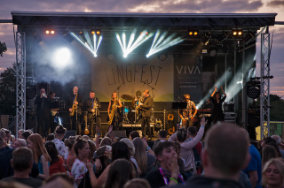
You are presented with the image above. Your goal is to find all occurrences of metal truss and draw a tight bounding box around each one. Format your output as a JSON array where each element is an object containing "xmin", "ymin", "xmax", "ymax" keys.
[
  {"xmin": 16, "ymin": 31, "xmax": 26, "ymax": 136},
  {"xmin": 260, "ymin": 26, "xmax": 271, "ymax": 139}
]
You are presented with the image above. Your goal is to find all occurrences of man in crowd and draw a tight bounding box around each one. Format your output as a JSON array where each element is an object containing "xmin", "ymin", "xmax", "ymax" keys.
[
  {"xmin": 0, "ymin": 129, "xmax": 13, "ymax": 179},
  {"xmin": 173, "ymin": 122, "xmax": 250, "ymax": 188},
  {"xmin": 1, "ymin": 147, "xmax": 42, "ymax": 187}
]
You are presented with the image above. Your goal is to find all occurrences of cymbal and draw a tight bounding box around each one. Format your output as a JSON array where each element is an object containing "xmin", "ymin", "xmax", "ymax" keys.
[{"xmin": 121, "ymin": 94, "xmax": 134, "ymax": 100}]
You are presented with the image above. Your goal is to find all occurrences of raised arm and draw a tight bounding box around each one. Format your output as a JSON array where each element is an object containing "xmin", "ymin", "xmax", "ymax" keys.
[{"xmin": 211, "ymin": 87, "xmax": 217, "ymax": 97}]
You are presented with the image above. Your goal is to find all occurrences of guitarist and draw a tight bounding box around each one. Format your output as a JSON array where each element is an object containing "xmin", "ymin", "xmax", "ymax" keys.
[
  {"xmin": 86, "ymin": 91, "xmax": 101, "ymax": 137},
  {"xmin": 138, "ymin": 89, "xmax": 153, "ymax": 137},
  {"xmin": 107, "ymin": 92, "xmax": 123, "ymax": 131},
  {"xmin": 68, "ymin": 86, "xmax": 82, "ymax": 134},
  {"xmin": 179, "ymin": 94, "xmax": 197, "ymax": 128}
]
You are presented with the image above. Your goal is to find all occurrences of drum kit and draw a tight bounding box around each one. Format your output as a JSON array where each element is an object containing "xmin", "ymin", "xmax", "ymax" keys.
[{"xmin": 120, "ymin": 94, "xmax": 137, "ymax": 123}]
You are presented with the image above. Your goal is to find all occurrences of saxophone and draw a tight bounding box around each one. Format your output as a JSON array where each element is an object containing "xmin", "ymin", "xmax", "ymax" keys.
[
  {"xmin": 70, "ymin": 94, "xmax": 78, "ymax": 117},
  {"xmin": 108, "ymin": 100, "xmax": 117, "ymax": 125},
  {"xmin": 91, "ymin": 99, "xmax": 98, "ymax": 116}
]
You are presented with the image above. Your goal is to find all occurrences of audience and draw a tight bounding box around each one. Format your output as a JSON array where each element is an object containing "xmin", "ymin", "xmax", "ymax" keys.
[
  {"xmin": 45, "ymin": 142, "xmax": 66, "ymax": 176},
  {"xmin": 0, "ymin": 129, "xmax": 13, "ymax": 179}
]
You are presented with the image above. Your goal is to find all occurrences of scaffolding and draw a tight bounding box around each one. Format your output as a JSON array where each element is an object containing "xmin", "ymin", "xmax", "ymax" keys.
[
  {"xmin": 260, "ymin": 26, "xmax": 271, "ymax": 139},
  {"xmin": 15, "ymin": 30, "xmax": 26, "ymax": 136}
]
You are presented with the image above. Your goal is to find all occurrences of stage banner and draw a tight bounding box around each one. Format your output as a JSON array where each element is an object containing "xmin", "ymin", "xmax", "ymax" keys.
[
  {"xmin": 91, "ymin": 55, "xmax": 174, "ymax": 102},
  {"xmin": 174, "ymin": 54, "xmax": 203, "ymax": 102}
]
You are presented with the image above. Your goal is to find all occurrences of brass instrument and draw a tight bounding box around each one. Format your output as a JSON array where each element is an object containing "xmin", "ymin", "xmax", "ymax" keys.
[
  {"xmin": 91, "ymin": 99, "xmax": 99, "ymax": 116},
  {"xmin": 84, "ymin": 113, "xmax": 89, "ymax": 135},
  {"xmin": 70, "ymin": 94, "xmax": 78, "ymax": 117}
]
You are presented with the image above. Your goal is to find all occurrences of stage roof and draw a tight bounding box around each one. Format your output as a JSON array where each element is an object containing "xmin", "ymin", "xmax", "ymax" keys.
[{"xmin": 12, "ymin": 11, "xmax": 277, "ymax": 30}]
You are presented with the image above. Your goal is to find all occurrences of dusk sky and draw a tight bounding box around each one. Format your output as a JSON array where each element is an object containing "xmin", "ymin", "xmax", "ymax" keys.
[{"xmin": 0, "ymin": 0, "xmax": 283, "ymax": 96}]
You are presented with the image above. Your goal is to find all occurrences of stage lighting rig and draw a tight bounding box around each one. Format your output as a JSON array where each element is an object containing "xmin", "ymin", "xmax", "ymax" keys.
[
  {"xmin": 188, "ymin": 30, "xmax": 199, "ymax": 37},
  {"xmin": 232, "ymin": 29, "xmax": 243, "ymax": 38},
  {"xmin": 0, "ymin": 41, "xmax": 7, "ymax": 57},
  {"xmin": 44, "ymin": 29, "xmax": 55, "ymax": 35}
]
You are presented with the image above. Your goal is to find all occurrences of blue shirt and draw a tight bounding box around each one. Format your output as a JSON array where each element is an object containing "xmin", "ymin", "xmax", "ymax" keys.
[{"xmin": 243, "ymin": 144, "xmax": 262, "ymax": 188}]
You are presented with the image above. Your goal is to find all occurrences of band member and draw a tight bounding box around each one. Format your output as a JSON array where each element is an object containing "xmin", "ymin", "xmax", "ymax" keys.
[
  {"xmin": 179, "ymin": 94, "xmax": 197, "ymax": 128},
  {"xmin": 49, "ymin": 91, "xmax": 60, "ymax": 133},
  {"xmin": 35, "ymin": 87, "xmax": 50, "ymax": 137},
  {"xmin": 138, "ymin": 89, "xmax": 153, "ymax": 137},
  {"xmin": 210, "ymin": 86, "xmax": 227, "ymax": 123},
  {"xmin": 107, "ymin": 92, "xmax": 123, "ymax": 130},
  {"xmin": 86, "ymin": 91, "xmax": 101, "ymax": 137},
  {"xmin": 68, "ymin": 86, "xmax": 82, "ymax": 134}
]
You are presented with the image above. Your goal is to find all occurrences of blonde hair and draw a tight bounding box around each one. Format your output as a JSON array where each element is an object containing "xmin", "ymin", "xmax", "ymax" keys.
[
  {"xmin": 28, "ymin": 133, "xmax": 51, "ymax": 163},
  {"xmin": 262, "ymin": 158, "xmax": 284, "ymax": 186}
]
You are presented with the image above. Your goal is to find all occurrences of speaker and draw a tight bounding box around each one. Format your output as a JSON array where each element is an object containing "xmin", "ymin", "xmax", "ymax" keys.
[
  {"xmin": 65, "ymin": 130, "xmax": 76, "ymax": 138},
  {"xmin": 111, "ymin": 130, "xmax": 127, "ymax": 138}
]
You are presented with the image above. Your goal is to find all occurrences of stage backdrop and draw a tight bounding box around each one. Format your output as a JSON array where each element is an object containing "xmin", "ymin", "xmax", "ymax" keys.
[{"xmin": 91, "ymin": 54, "xmax": 174, "ymax": 102}]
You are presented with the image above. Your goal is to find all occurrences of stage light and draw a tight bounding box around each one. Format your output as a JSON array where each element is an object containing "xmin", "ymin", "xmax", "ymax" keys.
[
  {"xmin": 188, "ymin": 30, "xmax": 198, "ymax": 37},
  {"xmin": 201, "ymin": 49, "xmax": 208, "ymax": 54},
  {"xmin": 51, "ymin": 30, "xmax": 55, "ymax": 35},
  {"xmin": 189, "ymin": 31, "xmax": 193, "ymax": 36},
  {"xmin": 194, "ymin": 31, "xmax": 198, "ymax": 36},
  {"xmin": 238, "ymin": 31, "xmax": 243, "ymax": 36},
  {"xmin": 96, "ymin": 30, "xmax": 101, "ymax": 35},
  {"xmin": 233, "ymin": 31, "xmax": 237, "ymax": 36},
  {"xmin": 70, "ymin": 31, "xmax": 102, "ymax": 58},
  {"xmin": 45, "ymin": 30, "xmax": 50, "ymax": 35},
  {"xmin": 116, "ymin": 30, "xmax": 153, "ymax": 58},
  {"xmin": 232, "ymin": 30, "xmax": 243, "ymax": 38},
  {"xmin": 146, "ymin": 30, "xmax": 183, "ymax": 58},
  {"xmin": 91, "ymin": 30, "xmax": 96, "ymax": 35},
  {"xmin": 52, "ymin": 47, "xmax": 72, "ymax": 69}
]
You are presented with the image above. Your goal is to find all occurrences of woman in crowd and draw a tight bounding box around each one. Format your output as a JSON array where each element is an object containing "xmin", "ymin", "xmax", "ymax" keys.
[
  {"xmin": 104, "ymin": 159, "xmax": 136, "ymax": 188},
  {"xmin": 133, "ymin": 137, "xmax": 149, "ymax": 177},
  {"xmin": 27, "ymin": 133, "xmax": 51, "ymax": 179},
  {"xmin": 45, "ymin": 141, "xmax": 66, "ymax": 176},
  {"xmin": 71, "ymin": 138, "xmax": 96, "ymax": 188},
  {"xmin": 262, "ymin": 158, "xmax": 284, "ymax": 188}
]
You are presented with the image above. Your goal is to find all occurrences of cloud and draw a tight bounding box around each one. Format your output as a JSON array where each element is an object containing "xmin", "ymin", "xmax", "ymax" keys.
[{"xmin": 267, "ymin": 0, "xmax": 284, "ymax": 7}]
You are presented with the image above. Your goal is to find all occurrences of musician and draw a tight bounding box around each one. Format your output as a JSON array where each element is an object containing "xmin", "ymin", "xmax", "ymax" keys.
[
  {"xmin": 68, "ymin": 86, "xmax": 82, "ymax": 134},
  {"xmin": 86, "ymin": 91, "xmax": 101, "ymax": 136},
  {"xmin": 210, "ymin": 86, "xmax": 226, "ymax": 123},
  {"xmin": 35, "ymin": 88, "xmax": 50, "ymax": 137},
  {"xmin": 138, "ymin": 89, "xmax": 153, "ymax": 137},
  {"xmin": 107, "ymin": 92, "xmax": 122, "ymax": 130},
  {"xmin": 49, "ymin": 91, "xmax": 60, "ymax": 133},
  {"xmin": 179, "ymin": 94, "xmax": 197, "ymax": 128}
]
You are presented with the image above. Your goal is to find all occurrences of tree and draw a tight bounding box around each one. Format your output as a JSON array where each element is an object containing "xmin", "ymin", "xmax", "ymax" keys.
[
  {"xmin": 270, "ymin": 94, "xmax": 284, "ymax": 121},
  {"xmin": 0, "ymin": 64, "xmax": 16, "ymax": 115}
]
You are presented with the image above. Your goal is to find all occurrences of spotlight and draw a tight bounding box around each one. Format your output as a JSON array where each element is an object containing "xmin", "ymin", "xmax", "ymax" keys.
[
  {"xmin": 45, "ymin": 29, "xmax": 55, "ymax": 35},
  {"xmin": 52, "ymin": 47, "xmax": 72, "ymax": 69},
  {"xmin": 233, "ymin": 31, "xmax": 237, "ymax": 36},
  {"xmin": 45, "ymin": 30, "xmax": 50, "ymax": 35},
  {"xmin": 50, "ymin": 30, "xmax": 55, "ymax": 35},
  {"xmin": 91, "ymin": 30, "xmax": 96, "ymax": 35},
  {"xmin": 96, "ymin": 30, "xmax": 101, "ymax": 35},
  {"xmin": 232, "ymin": 30, "xmax": 243, "ymax": 38},
  {"xmin": 188, "ymin": 30, "xmax": 198, "ymax": 37},
  {"xmin": 238, "ymin": 31, "xmax": 243, "ymax": 36},
  {"xmin": 201, "ymin": 49, "xmax": 208, "ymax": 54}
]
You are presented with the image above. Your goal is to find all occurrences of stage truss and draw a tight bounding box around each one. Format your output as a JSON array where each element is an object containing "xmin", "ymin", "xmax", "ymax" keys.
[{"xmin": 260, "ymin": 26, "xmax": 271, "ymax": 139}]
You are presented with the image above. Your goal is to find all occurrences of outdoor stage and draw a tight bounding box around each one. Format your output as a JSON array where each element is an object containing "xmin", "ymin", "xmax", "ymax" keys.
[{"xmin": 11, "ymin": 12, "xmax": 276, "ymax": 137}]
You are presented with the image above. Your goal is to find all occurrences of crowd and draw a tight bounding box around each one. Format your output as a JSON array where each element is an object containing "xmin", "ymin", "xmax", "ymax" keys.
[{"xmin": 0, "ymin": 118, "xmax": 284, "ymax": 188}]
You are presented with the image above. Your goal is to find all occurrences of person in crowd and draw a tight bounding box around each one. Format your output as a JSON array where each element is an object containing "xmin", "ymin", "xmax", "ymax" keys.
[
  {"xmin": 18, "ymin": 129, "xmax": 24, "ymax": 139},
  {"xmin": 133, "ymin": 137, "xmax": 155, "ymax": 177},
  {"xmin": 99, "ymin": 137, "xmax": 112, "ymax": 147},
  {"xmin": 71, "ymin": 138, "xmax": 96, "ymax": 188},
  {"xmin": 88, "ymin": 139, "xmax": 96, "ymax": 161},
  {"xmin": 53, "ymin": 126, "xmax": 68, "ymax": 160},
  {"xmin": 262, "ymin": 158, "xmax": 284, "ymax": 188},
  {"xmin": 1, "ymin": 147, "xmax": 43, "ymax": 187},
  {"xmin": 22, "ymin": 130, "xmax": 33, "ymax": 140},
  {"xmin": 46, "ymin": 133, "xmax": 55, "ymax": 142},
  {"xmin": 173, "ymin": 122, "xmax": 250, "ymax": 188},
  {"xmin": 262, "ymin": 145, "xmax": 281, "ymax": 166},
  {"xmin": 271, "ymin": 135, "xmax": 284, "ymax": 158},
  {"xmin": 93, "ymin": 145, "xmax": 112, "ymax": 177},
  {"xmin": 146, "ymin": 141, "xmax": 186, "ymax": 187},
  {"xmin": 27, "ymin": 133, "xmax": 51, "ymax": 179},
  {"xmin": 169, "ymin": 117, "xmax": 205, "ymax": 175},
  {"xmin": 129, "ymin": 131, "xmax": 140, "ymax": 140},
  {"xmin": 45, "ymin": 173, "xmax": 74, "ymax": 186},
  {"xmin": 243, "ymin": 144, "xmax": 261, "ymax": 188},
  {"xmin": 120, "ymin": 138, "xmax": 141, "ymax": 175},
  {"xmin": 64, "ymin": 136, "xmax": 76, "ymax": 173},
  {"xmin": 12, "ymin": 138, "xmax": 27, "ymax": 149},
  {"xmin": 0, "ymin": 129, "xmax": 13, "ymax": 179},
  {"xmin": 45, "ymin": 142, "xmax": 66, "ymax": 176},
  {"xmin": 104, "ymin": 159, "xmax": 136, "ymax": 188},
  {"xmin": 261, "ymin": 137, "xmax": 282, "ymax": 157},
  {"xmin": 123, "ymin": 178, "xmax": 151, "ymax": 188}
]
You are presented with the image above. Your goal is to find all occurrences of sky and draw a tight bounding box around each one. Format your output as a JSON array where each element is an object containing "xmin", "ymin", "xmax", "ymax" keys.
[{"xmin": 0, "ymin": 0, "xmax": 283, "ymax": 96}]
